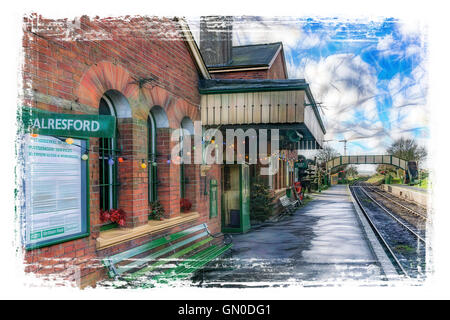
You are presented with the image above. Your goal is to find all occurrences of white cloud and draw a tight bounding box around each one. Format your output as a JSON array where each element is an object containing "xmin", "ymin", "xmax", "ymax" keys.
[
  {"xmin": 232, "ymin": 17, "xmax": 302, "ymax": 50},
  {"xmin": 397, "ymin": 19, "xmax": 426, "ymax": 42},
  {"xmin": 298, "ymin": 54, "xmax": 379, "ymax": 138},
  {"xmin": 377, "ymin": 34, "xmax": 395, "ymax": 52},
  {"xmin": 187, "ymin": 17, "xmax": 429, "ymax": 161},
  {"xmin": 388, "ymin": 61, "xmax": 429, "ymax": 131}
]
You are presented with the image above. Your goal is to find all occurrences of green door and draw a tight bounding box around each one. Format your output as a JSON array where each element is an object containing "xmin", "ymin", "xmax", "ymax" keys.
[
  {"xmin": 209, "ymin": 179, "xmax": 218, "ymax": 218},
  {"xmin": 240, "ymin": 163, "xmax": 251, "ymax": 233},
  {"xmin": 221, "ymin": 164, "xmax": 251, "ymax": 233}
]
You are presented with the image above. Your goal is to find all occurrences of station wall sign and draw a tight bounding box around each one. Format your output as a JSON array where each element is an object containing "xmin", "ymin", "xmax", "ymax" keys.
[
  {"xmin": 21, "ymin": 106, "xmax": 116, "ymax": 138},
  {"xmin": 23, "ymin": 134, "xmax": 89, "ymax": 249}
]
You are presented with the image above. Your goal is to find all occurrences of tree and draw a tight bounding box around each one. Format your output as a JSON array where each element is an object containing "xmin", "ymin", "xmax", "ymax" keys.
[
  {"xmin": 316, "ymin": 145, "xmax": 346, "ymax": 174},
  {"xmin": 376, "ymin": 164, "xmax": 396, "ymax": 174},
  {"xmin": 250, "ymin": 182, "xmax": 275, "ymax": 222},
  {"xmin": 346, "ymin": 165, "xmax": 358, "ymax": 177},
  {"xmin": 316, "ymin": 145, "xmax": 340, "ymax": 163},
  {"xmin": 387, "ymin": 137, "xmax": 427, "ymax": 164}
]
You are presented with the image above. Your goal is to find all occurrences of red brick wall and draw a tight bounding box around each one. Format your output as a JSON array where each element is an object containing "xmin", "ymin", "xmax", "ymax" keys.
[
  {"xmin": 22, "ymin": 15, "xmax": 200, "ymax": 106},
  {"xmin": 21, "ymin": 14, "xmax": 222, "ymax": 288},
  {"xmin": 267, "ymin": 50, "xmax": 288, "ymax": 79}
]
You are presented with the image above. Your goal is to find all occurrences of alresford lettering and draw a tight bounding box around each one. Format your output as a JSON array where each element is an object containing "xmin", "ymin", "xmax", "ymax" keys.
[
  {"xmin": 32, "ymin": 118, "xmax": 100, "ymax": 132},
  {"xmin": 178, "ymin": 304, "xmax": 213, "ymax": 318},
  {"xmin": 22, "ymin": 106, "xmax": 116, "ymax": 138}
]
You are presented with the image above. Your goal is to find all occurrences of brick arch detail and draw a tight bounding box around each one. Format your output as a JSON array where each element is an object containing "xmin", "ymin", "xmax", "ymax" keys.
[
  {"xmin": 168, "ymin": 98, "xmax": 200, "ymax": 128},
  {"xmin": 77, "ymin": 61, "xmax": 138, "ymax": 111},
  {"xmin": 134, "ymin": 84, "xmax": 200, "ymax": 128}
]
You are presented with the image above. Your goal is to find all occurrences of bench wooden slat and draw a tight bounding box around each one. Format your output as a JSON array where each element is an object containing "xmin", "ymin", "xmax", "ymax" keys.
[
  {"xmin": 179, "ymin": 244, "xmax": 232, "ymax": 277},
  {"xmin": 127, "ymin": 236, "xmax": 214, "ymax": 280},
  {"xmin": 104, "ymin": 223, "xmax": 207, "ymax": 266},
  {"xmin": 156, "ymin": 244, "xmax": 232, "ymax": 282},
  {"xmin": 117, "ymin": 231, "xmax": 209, "ymax": 276},
  {"xmin": 102, "ymin": 223, "xmax": 233, "ymax": 284},
  {"xmin": 154, "ymin": 245, "xmax": 220, "ymax": 282}
]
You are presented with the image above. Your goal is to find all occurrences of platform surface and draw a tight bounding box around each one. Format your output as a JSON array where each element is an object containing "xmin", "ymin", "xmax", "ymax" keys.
[
  {"xmin": 201, "ymin": 185, "xmax": 385, "ymax": 286},
  {"xmin": 391, "ymin": 184, "xmax": 428, "ymax": 193},
  {"xmin": 382, "ymin": 184, "xmax": 429, "ymax": 207}
]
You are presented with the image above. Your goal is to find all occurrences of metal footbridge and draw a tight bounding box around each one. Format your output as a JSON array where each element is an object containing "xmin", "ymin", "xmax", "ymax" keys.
[{"xmin": 326, "ymin": 155, "xmax": 409, "ymax": 171}]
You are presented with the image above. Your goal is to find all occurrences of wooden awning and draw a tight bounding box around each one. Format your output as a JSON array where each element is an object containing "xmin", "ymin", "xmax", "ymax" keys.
[{"xmin": 200, "ymin": 82, "xmax": 325, "ymax": 149}]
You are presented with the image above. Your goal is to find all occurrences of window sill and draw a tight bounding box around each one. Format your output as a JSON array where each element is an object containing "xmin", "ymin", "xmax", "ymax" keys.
[
  {"xmin": 96, "ymin": 212, "xmax": 200, "ymax": 250},
  {"xmin": 274, "ymin": 188, "xmax": 288, "ymax": 197}
]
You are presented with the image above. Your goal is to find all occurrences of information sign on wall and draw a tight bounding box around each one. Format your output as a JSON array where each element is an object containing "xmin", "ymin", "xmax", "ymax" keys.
[
  {"xmin": 21, "ymin": 106, "xmax": 116, "ymax": 138},
  {"xmin": 23, "ymin": 135, "xmax": 88, "ymax": 248}
]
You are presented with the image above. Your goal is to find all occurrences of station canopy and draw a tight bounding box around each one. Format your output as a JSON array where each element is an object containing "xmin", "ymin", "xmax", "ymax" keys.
[{"xmin": 199, "ymin": 79, "xmax": 326, "ymax": 150}]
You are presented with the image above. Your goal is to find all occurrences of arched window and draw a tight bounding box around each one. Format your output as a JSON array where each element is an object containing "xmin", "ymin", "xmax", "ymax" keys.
[
  {"xmin": 148, "ymin": 114, "xmax": 157, "ymax": 203},
  {"xmin": 180, "ymin": 124, "xmax": 186, "ymax": 200},
  {"xmin": 180, "ymin": 117, "xmax": 194, "ymax": 210},
  {"xmin": 99, "ymin": 95, "xmax": 119, "ymax": 218}
]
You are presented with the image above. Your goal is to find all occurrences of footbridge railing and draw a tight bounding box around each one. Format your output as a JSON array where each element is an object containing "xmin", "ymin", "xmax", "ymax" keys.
[{"xmin": 326, "ymin": 155, "xmax": 408, "ymax": 171}]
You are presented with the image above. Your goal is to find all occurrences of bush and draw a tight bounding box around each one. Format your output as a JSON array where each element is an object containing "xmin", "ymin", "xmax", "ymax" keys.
[
  {"xmin": 391, "ymin": 177, "xmax": 402, "ymax": 184},
  {"xmin": 250, "ymin": 182, "xmax": 275, "ymax": 222},
  {"xmin": 367, "ymin": 174, "xmax": 385, "ymax": 185},
  {"xmin": 149, "ymin": 200, "xmax": 165, "ymax": 220}
]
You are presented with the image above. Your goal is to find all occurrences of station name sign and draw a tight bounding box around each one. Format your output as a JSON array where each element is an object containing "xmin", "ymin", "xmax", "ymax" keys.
[{"xmin": 21, "ymin": 106, "xmax": 116, "ymax": 138}]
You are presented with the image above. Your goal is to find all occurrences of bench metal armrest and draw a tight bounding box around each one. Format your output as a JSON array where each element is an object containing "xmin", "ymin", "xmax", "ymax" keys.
[
  {"xmin": 105, "ymin": 258, "xmax": 120, "ymax": 279},
  {"xmin": 204, "ymin": 224, "xmax": 233, "ymax": 245}
]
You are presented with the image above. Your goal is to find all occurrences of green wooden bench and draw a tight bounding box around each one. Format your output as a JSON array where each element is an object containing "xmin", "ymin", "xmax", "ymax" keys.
[{"xmin": 102, "ymin": 223, "xmax": 232, "ymax": 286}]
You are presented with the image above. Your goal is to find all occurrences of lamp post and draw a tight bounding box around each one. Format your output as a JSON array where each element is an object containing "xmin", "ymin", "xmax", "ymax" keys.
[{"xmin": 338, "ymin": 139, "xmax": 348, "ymax": 156}]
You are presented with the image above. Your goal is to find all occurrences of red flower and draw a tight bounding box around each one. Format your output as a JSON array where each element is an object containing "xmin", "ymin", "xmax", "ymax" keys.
[
  {"xmin": 180, "ymin": 198, "xmax": 192, "ymax": 212},
  {"xmin": 100, "ymin": 208, "xmax": 126, "ymax": 226},
  {"xmin": 100, "ymin": 209, "xmax": 111, "ymax": 222}
]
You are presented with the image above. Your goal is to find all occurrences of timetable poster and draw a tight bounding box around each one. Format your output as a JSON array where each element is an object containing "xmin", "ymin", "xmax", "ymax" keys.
[{"xmin": 24, "ymin": 135, "xmax": 87, "ymax": 247}]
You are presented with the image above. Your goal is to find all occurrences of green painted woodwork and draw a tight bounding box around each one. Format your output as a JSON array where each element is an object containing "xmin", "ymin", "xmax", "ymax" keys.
[
  {"xmin": 147, "ymin": 114, "xmax": 157, "ymax": 204},
  {"xmin": 103, "ymin": 224, "xmax": 206, "ymax": 267},
  {"xmin": 102, "ymin": 223, "xmax": 232, "ymax": 283},
  {"xmin": 117, "ymin": 231, "xmax": 209, "ymax": 276},
  {"xmin": 326, "ymin": 155, "xmax": 410, "ymax": 171},
  {"xmin": 25, "ymin": 137, "xmax": 90, "ymax": 250},
  {"xmin": 21, "ymin": 106, "xmax": 116, "ymax": 138},
  {"xmin": 221, "ymin": 164, "xmax": 251, "ymax": 234},
  {"xmin": 154, "ymin": 244, "xmax": 232, "ymax": 283},
  {"xmin": 240, "ymin": 164, "xmax": 251, "ymax": 233},
  {"xmin": 127, "ymin": 237, "xmax": 214, "ymax": 280},
  {"xmin": 209, "ymin": 179, "xmax": 218, "ymax": 218},
  {"xmin": 99, "ymin": 128, "xmax": 120, "ymax": 231}
]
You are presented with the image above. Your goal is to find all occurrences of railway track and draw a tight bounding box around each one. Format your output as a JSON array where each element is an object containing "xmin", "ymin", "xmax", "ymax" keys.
[
  {"xmin": 350, "ymin": 182, "xmax": 426, "ymax": 278},
  {"xmin": 366, "ymin": 185, "xmax": 427, "ymax": 220}
]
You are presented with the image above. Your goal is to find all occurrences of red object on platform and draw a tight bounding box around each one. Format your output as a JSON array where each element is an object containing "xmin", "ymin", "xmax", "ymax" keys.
[{"xmin": 294, "ymin": 182, "xmax": 302, "ymax": 194}]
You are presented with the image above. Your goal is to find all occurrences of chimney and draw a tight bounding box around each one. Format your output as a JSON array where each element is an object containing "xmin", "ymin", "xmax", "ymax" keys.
[{"xmin": 199, "ymin": 16, "xmax": 233, "ymax": 66}]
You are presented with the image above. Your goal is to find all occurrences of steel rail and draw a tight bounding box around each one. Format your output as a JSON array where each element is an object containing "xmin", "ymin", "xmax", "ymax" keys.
[
  {"xmin": 358, "ymin": 186, "xmax": 426, "ymax": 243},
  {"xmin": 367, "ymin": 186, "xmax": 427, "ymax": 220},
  {"xmin": 349, "ymin": 186, "xmax": 408, "ymax": 277}
]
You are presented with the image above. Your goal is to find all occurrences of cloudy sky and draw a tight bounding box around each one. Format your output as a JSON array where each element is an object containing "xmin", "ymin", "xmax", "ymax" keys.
[{"xmin": 188, "ymin": 16, "xmax": 428, "ymax": 171}]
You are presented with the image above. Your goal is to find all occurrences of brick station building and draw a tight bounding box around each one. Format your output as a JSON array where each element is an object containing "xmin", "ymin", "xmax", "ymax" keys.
[{"xmin": 19, "ymin": 15, "xmax": 325, "ymax": 287}]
